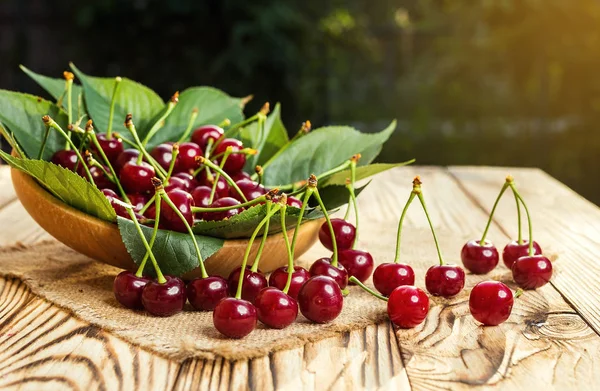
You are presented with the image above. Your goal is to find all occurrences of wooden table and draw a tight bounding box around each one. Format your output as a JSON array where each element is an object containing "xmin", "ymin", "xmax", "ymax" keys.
[{"xmin": 0, "ymin": 165, "xmax": 598, "ymax": 391}]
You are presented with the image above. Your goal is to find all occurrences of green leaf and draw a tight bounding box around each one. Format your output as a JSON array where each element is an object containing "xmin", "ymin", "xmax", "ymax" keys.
[
  {"xmin": 0, "ymin": 90, "xmax": 68, "ymax": 160},
  {"xmin": 320, "ymin": 161, "xmax": 414, "ymax": 187},
  {"xmin": 261, "ymin": 120, "xmax": 397, "ymax": 187},
  {"xmin": 117, "ymin": 217, "xmax": 224, "ymax": 276},
  {"xmin": 313, "ymin": 181, "xmax": 370, "ymax": 211},
  {"xmin": 0, "ymin": 151, "xmax": 116, "ymax": 221},
  {"xmin": 20, "ymin": 65, "xmax": 83, "ymax": 104},
  {"xmin": 142, "ymin": 87, "xmax": 246, "ymax": 147},
  {"xmin": 70, "ymin": 63, "xmax": 164, "ymax": 135},
  {"xmin": 240, "ymin": 103, "xmax": 288, "ymax": 170}
]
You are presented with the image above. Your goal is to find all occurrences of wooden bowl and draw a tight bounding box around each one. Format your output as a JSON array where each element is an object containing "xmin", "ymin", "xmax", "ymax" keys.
[{"xmin": 11, "ymin": 168, "xmax": 322, "ymax": 278}]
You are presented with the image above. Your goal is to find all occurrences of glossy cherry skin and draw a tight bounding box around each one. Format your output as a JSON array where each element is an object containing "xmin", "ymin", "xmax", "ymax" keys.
[
  {"xmin": 202, "ymin": 197, "xmax": 242, "ymax": 221},
  {"xmin": 161, "ymin": 189, "xmax": 195, "ymax": 233},
  {"xmin": 186, "ymin": 276, "xmax": 229, "ymax": 311},
  {"xmin": 231, "ymin": 179, "xmax": 266, "ymax": 203},
  {"xmin": 51, "ymin": 150, "xmax": 79, "ymax": 171},
  {"xmin": 191, "ymin": 125, "xmax": 224, "ymax": 150},
  {"xmin": 318, "ymin": 219, "xmax": 356, "ymax": 252},
  {"xmin": 373, "ymin": 263, "xmax": 415, "ymax": 296},
  {"xmin": 338, "ymin": 249, "xmax": 374, "ymax": 283},
  {"xmin": 120, "ymin": 161, "xmax": 156, "ymax": 194},
  {"xmin": 115, "ymin": 148, "xmax": 140, "ymax": 172},
  {"xmin": 174, "ymin": 142, "xmax": 203, "ymax": 173},
  {"xmin": 254, "ymin": 287, "xmax": 299, "ymax": 329},
  {"xmin": 82, "ymin": 165, "xmax": 116, "ymax": 190},
  {"xmin": 298, "ymin": 276, "xmax": 344, "ymax": 323},
  {"xmin": 93, "ymin": 133, "xmax": 124, "ymax": 163},
  {"xmin": 113, "ymin": 271, "xmax": 150, "ymax": 309},
  {"xmin": 425, "ymin": 265, "xmax": 466, "ymax": 297},
  {"xmin": 231, "ymin": 171, "xmax": 252, "ymax": 182},
  {"xmin": 213, "ymin": 298, "xmax": 257, "ymax": 338},
  {"xmin": 502, "ymin": 240, "xmax": 542, "ymax": 269},
  {"xmin": 172, "ymin": 172, "xmax": 198, "ymax": 192},
  {"xmin": 102, "ymin": 189, "xmax": 128, "ymax": 217},
  {"xmin": 150, "ymin": 143, "xmax": 173, "ymax": 171},
  {"xmin": 287, "ymin": 196, "xmax": 303, "ymax": 209},
  {"xmin": 141, "ymin": 276, "xmax": 186, "ymax": 317},
  {"xmin": 127, "ymin": 193, "xmax": 148, "ymax": 212},
  {"xmin": 197, "ymin": 170, "xmax": 229, "ymax": 199},
  {"xmin": 387, "ymin": 286, "xmax": 429, "ymax": 328},
  {"xmin": 511, "ymin": 255, "xmax": 553, "ymax": 289},
  {"xmin": 164, "ymin": 176, "xmax": 188, "ymax": 193},
  {"xmin": 227, "ymin": 266, "xmax": 268, "ymax": 303},
  {"xmin": 268, "ymin": 266, "xmax": 311, "ymax": 300},
  {"xmin": 461, "ymin": 240, "xmax": 499, "ymax": 274},
  {"xmin": 309, "ymin": 258, "xmax": 349, "ymax": 289},
  {"xmin": 191, "ymin": 185, "xmax": 213, "ymax": 209},
  {"xmin": 469, "ymin": 281, "xmax": 514, "ymax": 326},
  {"xmin": 214, "ymin": 138, "xmax": 245, "ymax": 174}
]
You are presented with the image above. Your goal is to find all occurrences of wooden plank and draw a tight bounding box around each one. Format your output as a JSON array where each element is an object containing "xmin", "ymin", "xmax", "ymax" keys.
[
  {"xmin": 0, "ymin": 167, "xmax": 17, "ymax": 210},
  {"xmin": 0, "ymin": 200, "xmax": 51, "ymax": 246}
]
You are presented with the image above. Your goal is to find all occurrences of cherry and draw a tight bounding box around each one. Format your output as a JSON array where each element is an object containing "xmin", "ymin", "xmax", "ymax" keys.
[
  {"xmin": 51, "ymin": 149, "xmax": 78, "ymax": 171},
  {"xmin": 461, "ymin": 239, "xmax": 499, "ymax": 274},
  {"xmin": 191, "ymin": 125, "xmax": 224, "ymax": 150},
  {"xmin": 309, "ymin": 258, "xmax": 348, "ymax": 289},
  {"xmin": 387, "ymin": 286, "xmax": 429, "ymax": 328},
  {"xmin": 191, "ymin": 186, "xmax": 213, "ymax": 209},
  {"xmin": 115, "ymin": 149, "xmax": 141, "ymax": 172},
  {"xmin": 197, "ymin": 170, "xmax": 229, "ymax": 199},
  {"xmin": 425, "ymin": 265, "xmax": 465, "ymax": 297},
  {"xmin": 268, "ymin": 266, "xmax": 310, "ymax": 300},
  {"xmin": 127, "ymin": 193, "xmax": 148, "ymax": 212},
  {"xmin": 174, "ymin": 142, "xmax": 203, "ymax": 173},
  {"xmin": 297, "ymin": 276, "xmax": 343, "ymax": 323},
  {"xmin": 318, "ymin": 218, "xmax": 356, "ymax": 252},
  {"xmin": 171, "ymin": 172, "xmax": 196, "ymax": 191},
  {"xmin": 102, "ymin": 189, "xmax": 129, "ymax": 217},
  {"xmin": 213, "ymin": 297, "xmax": 257, "ymax": 338},
  {"xmin": 150, "ymin": 143, "xmax": 173, "ymax": 171},
  {"xmin": 164, "ymin": 176, "xmax": 188, "ymax": 193},
  {"xmin": 214, "ymin": 138, "xmax": 246, "ymax": 174},
  {"xmin": 120, "ymin": 161, "xmax": 156, "ymax": 194},
  {"xmin": 231, "ymin": 171, "xmax": 252, "ymax": 182},
  {"xmin": 231, "ymin": 179, "xmax": 266, "ymax": 203},
  {"xmin": 372, "ymin": 263, "xmax": 415, "ymax": 296},
  {"xmin": 161, "ymin": 189, "xmax": 195, "ymax": 233},
  {"xmin": 202, "ymin": 197, "xmax": 242, "ymax": 221},
  {"xmin": 227, "ymin": 266, "xmax": 268, "ymax": 303},
  {"xmin": 511, "ymin": 255, "xmax": 552, "ymax": 289},
  {"xmin": 186, "ymin": 276, "xmax": 229, "ymax": 311},
  {"xmin": 503, "ymin": 240, "xmax": 542, "ymax": 269},
  {"xmin": 92, "ymin": 133, "xmax": 123, "ymax": 164},
  {"xmin": 141, "ymin": 275, "xmax": 186, "ymax": 317},
  {"xmin": 81, "ymin": 164, "xmax": 116, "ymax": 190},
  {"xmin": 287, "ymin": 196, "xmax": 303, "ymax": 209},
  {"xmin": 469, "ymin": 281, "xmax": 514, "ymax": 326},
  {"xmin": 254, "ymin": 287, "xmax": 298, "ymax": 329},
  {"xmin": 338, "ymin": 249, "xmax": 374, "ymax": 283},
  {"xmin": 113, "ymin": 271, "xmax": 150, "ymax": 309}
]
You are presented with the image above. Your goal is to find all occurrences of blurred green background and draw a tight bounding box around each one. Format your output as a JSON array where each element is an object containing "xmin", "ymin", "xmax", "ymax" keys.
[{"xmin": 1, "ymin": 0, "xmax": 599, "ymax": 203}]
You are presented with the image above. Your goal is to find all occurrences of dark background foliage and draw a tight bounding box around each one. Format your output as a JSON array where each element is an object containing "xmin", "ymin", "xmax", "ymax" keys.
[{"xmin": 1, "ymin": 0, "xmax": 600, "ymax": 203}]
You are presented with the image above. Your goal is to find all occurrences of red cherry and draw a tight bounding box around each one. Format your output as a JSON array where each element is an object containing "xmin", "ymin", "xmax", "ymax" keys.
[
  {"xmin": 338, "ymin": 249, "xmax": 374, "ymax": 283},
  {"xmin": 164, "ymin": 176, "xmax": 188, "ymax": 193},
  {"xmin": 268, "ymin": 266, "xmax": 310, "ymax": 300},
  {"xmin": 214, "ymin": 138, "xmax": 246, "ymax": 174},
  {"xmin": 197, "ymin": 170, "xmax": 229, "ymax": 199},
  {"xmin": 115, "ymin": 148, "xmax": 141, "ymax": 172},
  {"xmin": 387, "ymin": 286, "xmax": 429, "ymax": 328},
  {"xmin": 502, "ymin": 240, "xmax": 542, "ymax": 269},
  {"xmin": 51, "ymin": 150, "xmax": 79, "ymax": 171},
  {"xmin": 191, "ymin": 125, "xmax": 224, "ymax": 150},
  {"xmin": 150, "ymin": 143, "xmax": 173, "ymax": 171},
  {"xmin": 213, "ymin": 298, "xmax": 257, "ymax": 338},
  {"xmin": 318, "ymin": 219, "xmax": 356, "ymax": 252},
  {"xmin": 231, "ymin": 179, "xmax": 266, "ymax": 202},
  {"xmin": 309, "ymin": 258, "xmax": 348, "ymax": 289},
  {"xmin": 297, "ymin": 276, "xmax": 343, "ymax": 323},
  {"xmin": 231, "ymin": 171, "xmax": 252, "ymax": 182},
  {"xmin": 102, "ymin": 189, "xmax": 128, "ymax": 217},
  {"xmin": 227, "ymin": 266, "xmax": 268, "ymax": 303},
  {"xmin": 127, "ymin": 193, "xmax": 148, "ymax": 212},
  {"xmin": 113, "ymin": 271, "xmax": 150, "ymax": 309},
  {"xmin": 92, "ymin": 133, "xmax": 124, "ymax": 163},
  {"xmin": 191, "ymin": 186, "xmax": 213, "ymax": 209},
  {"xmin": 172, "ymin": 172, "xmax": 198, "ymax": 192},
  {"xmin": 80, "ymin": 164, "xmax": 116, "ymax": 190},
  {"xmin": 425, "ymin": 265, "xmax": 465, "ymax": 297},
  {"xmin": 161, "ymin": 189, "xmax": 195, "ymax": 233},
  {"xmin": 174, "ymin": 142, "xmax": 203, "ymax": 173},
  {"xmin": 141, "ymin": 276, "xmax": 187, "ymax": 317},
  {"xmin": 120, "ymin": 161, "xmax": 155, "ymax": 194},
  {"xmin": 461, "ymin": 239, "xmax": 499, "ymax": 274},
  {"xmin": 186, "ymin": 276, "xmax": 229, "ymax": 311},
  {"xmin": 202, "ymin": 197, "xmax": 242, "ymax": 221},
  {"xmin": 287, "ymin": 196, "xmax": 303, "ymax": 209},
  {"xmin": 469, "ymin": 281, "xmax": 514, "ymax": 326},
  {"xmin": 511, "ymin": 255, "xmax": 552, "ymax": 289},
  {"xmin": 373, "ymin": 263, "xmax": 415, "ymax": 296},
  {"xmin": 254, "ymin": 287, "xmax": 298, "ymax": 329}
]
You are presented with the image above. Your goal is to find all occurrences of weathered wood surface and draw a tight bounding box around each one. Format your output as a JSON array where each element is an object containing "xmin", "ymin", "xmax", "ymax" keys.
[{"xmin": 0, "ymin": 165, "xmax": 598, "ymax": 390}]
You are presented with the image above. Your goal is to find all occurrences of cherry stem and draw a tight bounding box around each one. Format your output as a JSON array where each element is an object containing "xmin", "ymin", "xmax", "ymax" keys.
[
  {"xmin": 250, "ymin": 201, "xmax": 271, "ymax": 273},
  {"xmin": 509, "ymin": 183, "xmax": 535, "ymax": 256},
  {"xmin": 192, "ymin": 139, "xmax": 214, "ymax": 177},
  {"xmin": 349, "ymin": 276, "xmax": 388, "ymax": 301},
  {"xmin": 415, "ymin": 186, "xmax": 445, "ymax": 266},
  {"xmin": 515, "ymin": 288, "xmax": 524, "ymax": 299},
  {"xmin": 38, "ymin": 123, "xmax": 51, "ymax": 159},
  {"xmin": 290, "ymin": 188, "xmax": 313, "ymax": 255},
  {"xmin": 280, "ymin": 204, "xmax": 295, "ymax": 294},
  {"xmin": 236, "ymin": 202, "xmax": 281, "ymax": 299},
  {"xmin": 124, "ymin": 115, "xmax": 167, "ymax": 179},
  {"xmin": 139, "ymin": 194, "xmax": 155, "ymax": 215},
  {"xmin": 480, "ymin": 182, "xmax": 509, "ymax": 244},
  {"xmin": 313, "ymin": 187, "xmax": 338, "ymax": 266},
  {"xmin": 514, "ymin": 190, "xmax": 523, "ymax": 244},
  {"xmin": 393, "ymin": 192, "xmax": 416, "ymax": 264},
  {"xmin": 275, "ymin": 160, "xmax": 352, "ymax": 192},
  {"xmin": 192, "ymin": 192, "xmax": 272, "ymax": 213},
  {"xmin": 159, "ymin": 188, "xmax": 208, "ymax": 278},
  {"xmin": 198, "ymin": 157, "xmax": 248, "ymax": 203},
  {"xmin": 164, "ymin": 144, "xmax": 179, "ymax": 183},
  {"xmin": 125, "ymin": 205, "xmax": 166, "ymax": 283},
  {"xmin": 135, "ymin": 192, "xmax": 161, "ymax": 278},
  {"xmin": 255, "ymin": 166, "xmax": 264, "ymax": 186},
  {"xmin": 142, "ymin": 92, "xmax": 179, "ymax": 147},
  {"xmin": 88, "ymin": 129, "xmax": 130, "ymax": 203},
  {"xmin": 64, "ymin": 77, "xmax": 74, "ymax": 149},
  {"xmin": 347, "ymin": 159, "xmax": 359, "ymax": 247},
  {"xmin": 208, "ymin": 147, "xmax": 231, "ymax": 204},
  {"xmin": 176, "ymin": 108, "xmax": 199, "ymax": 144},
  {"xmin": 106, "ymin": 77, "xmax": 122, "ymax": 139},
  {"xmin": 222, "ymin": 113, "xmax": 259, "ymax": 140}
]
